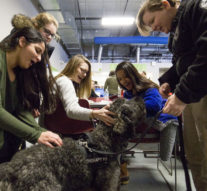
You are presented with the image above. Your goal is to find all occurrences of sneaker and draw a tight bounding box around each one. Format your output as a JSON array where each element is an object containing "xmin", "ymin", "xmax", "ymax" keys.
[
  {"xmin": 120, "ymin": 162, "xmax": 129, "ymax": 185},
  {"xmin": 120, "ymin": 176, "xmax": 129, "ymax": 185}
]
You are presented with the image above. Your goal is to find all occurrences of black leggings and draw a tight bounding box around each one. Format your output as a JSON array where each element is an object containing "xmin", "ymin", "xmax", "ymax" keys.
[{"xmin": 0, "ymin": 131, "xmax": 25, "ymax": 163}]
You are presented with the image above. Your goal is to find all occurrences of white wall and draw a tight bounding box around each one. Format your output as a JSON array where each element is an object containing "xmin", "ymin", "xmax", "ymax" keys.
[
  {"xmin": 0, "ymin": 0, "xmax": 37, "ymax": 39},
  {"xmin": 0, "ymin": 0, "xmax": 68, "ymax": 70},
  {"xmin": 146, "ymin": 62, "xmax": 172, "ymax": 83}
]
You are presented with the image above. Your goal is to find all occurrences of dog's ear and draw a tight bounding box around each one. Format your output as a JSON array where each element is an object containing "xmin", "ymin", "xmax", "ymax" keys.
[
  {"xmin": 126, "ymin": 123, "xmax": 136, "ymax": 138},
  {"xmin": 121, "ymin": 114, "xmax": 137, "ymax": 139},
  {"xmin": 130, "ymin": 96, "xmax": 146, "ymax": 121},
  {"xmin": 112, "ymin": 104, "xmax": 136, "ymax": 137},
  {"xmin": 112, "ymin": 119, "xmax": 126, "ymax": 135},
  {"xmin": 109, "ymin": 98, "xmax": 126, "ymax": 113},
  {"xmin": 131, "ymin": 96, "xmax": 142, "ymax": 102}
]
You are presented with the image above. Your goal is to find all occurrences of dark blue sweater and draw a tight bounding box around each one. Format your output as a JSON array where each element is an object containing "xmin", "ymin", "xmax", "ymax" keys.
[
  {"xmin": 159, "ymin": 99, "xmax": 177, "ymax": 123},
  {"xmin": 124, "ymin": 88, "xmax": 162, "ymax": 117},
  {"xmin": 124, "ymin": 88, "xmax": 177, "ymax": 123}
]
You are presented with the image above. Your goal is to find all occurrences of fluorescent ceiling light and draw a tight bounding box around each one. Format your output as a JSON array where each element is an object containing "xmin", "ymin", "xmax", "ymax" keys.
[
  {"xmin": 102, "ymin": 17, "xmax": 135, "ymax": 26},
  {"xmin": 39, "ymin": 0, "xmax": 60, "ymax": 10}
]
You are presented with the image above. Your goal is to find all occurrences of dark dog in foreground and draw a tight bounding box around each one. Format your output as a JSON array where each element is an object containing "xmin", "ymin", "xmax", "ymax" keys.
[{"xmin": 0, "ymin": 97, "xmax": 146, "ymax": 191}]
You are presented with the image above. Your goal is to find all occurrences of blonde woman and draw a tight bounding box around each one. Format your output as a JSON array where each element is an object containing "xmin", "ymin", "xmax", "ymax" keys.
[
  {"xmin": 12, "ymin": 12, "xmax": 58, "ymax": 56},
  {"xmin": 47, "ymin": 54, "xmax": 115, "ymax": 132},
  {"xmin": 32, "ymin": 12, "xmax": 59, "ymax": 45}
]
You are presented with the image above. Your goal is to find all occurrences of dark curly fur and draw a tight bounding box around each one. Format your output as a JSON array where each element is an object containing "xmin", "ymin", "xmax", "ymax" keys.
[{"xmin": 0, "ymin": 97, "xmax": 146, "ymax": 191}]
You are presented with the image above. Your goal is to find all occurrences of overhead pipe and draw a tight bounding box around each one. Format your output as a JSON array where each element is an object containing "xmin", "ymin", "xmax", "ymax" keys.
[
  {"xmin": 136, "ymin": 47, "xmax": 140, "ymax": 64},
  {"xmin": 92, "ymin": 44, "xmax": 95, "ymax": 63},
  {"xmin": 94, "ymin": 36, "xmax": 168, "ymax": 45},
  {"xmin": 97, "ymin": 45, "xmax": 103, "ymax": 63}
]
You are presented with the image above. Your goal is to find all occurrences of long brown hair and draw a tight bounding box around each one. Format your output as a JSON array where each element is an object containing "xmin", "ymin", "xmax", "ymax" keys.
[
  {"xmin": 115, "ymin": 61, "xmax": 159, "ymax": 93},
  {"xmin": 0, "ymin": 27, "xmax": 57, "ymax": 112},
  {"xmin": 55, "ymin": 54, "xmax": 92, "ymax": 98}
]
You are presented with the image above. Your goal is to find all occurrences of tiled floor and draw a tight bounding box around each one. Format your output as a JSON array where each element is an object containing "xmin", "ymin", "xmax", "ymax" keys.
[{"xmin": 120, "ymin": 143, "xmax": 196, "ymax": 191}]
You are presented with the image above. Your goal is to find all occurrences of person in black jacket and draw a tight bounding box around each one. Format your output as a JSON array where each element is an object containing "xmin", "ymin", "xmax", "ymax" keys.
[{"xmin": 137, "ymin": 0, "xmax": 207, "ymax": 190}]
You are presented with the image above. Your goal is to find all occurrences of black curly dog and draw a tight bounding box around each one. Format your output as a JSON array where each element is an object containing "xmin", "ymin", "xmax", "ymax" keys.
[{"xmin": 0, "ymin": 97, "xmax": 146, "ymax": 191}]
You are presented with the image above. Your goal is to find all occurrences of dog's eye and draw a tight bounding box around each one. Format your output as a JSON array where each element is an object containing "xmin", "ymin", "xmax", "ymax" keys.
[{"xmin": 121, "ymin": 108, "xmax": 132, "ymax": 117}]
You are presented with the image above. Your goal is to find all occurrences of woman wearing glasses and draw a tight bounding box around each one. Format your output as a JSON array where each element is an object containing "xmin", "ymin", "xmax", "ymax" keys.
[
  {"xmin": 32, "ymin": 12, "xmax": 58, "ymax": 44},
  {"xmin": 32, "ymin": 12, "xmax": 58, "ymax": 57},
  {"xmin": 12, "ymin": 12, "xmax": 58, "ymax": 57}
]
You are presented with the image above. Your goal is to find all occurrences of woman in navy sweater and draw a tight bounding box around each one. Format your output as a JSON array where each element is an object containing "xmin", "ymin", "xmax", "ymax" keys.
[
  {"xmin": 115, "ymin": 61, "xmax": 177, "ymax": 124},
  {"xmin": 115, "ymin": 61, "xmax": 177, "ymax": 184},
  {"xmin": 115, "ymin": 61, "xmax": 162, "ymax": 117},
  {"xmin": 115, "ymin": 61, "xmax": 162, "ymax": 185}
]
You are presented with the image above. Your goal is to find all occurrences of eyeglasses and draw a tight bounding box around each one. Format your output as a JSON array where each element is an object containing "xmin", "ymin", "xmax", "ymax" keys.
[
  {"xmin": 80, "ymin": 68, "xmax": 88, "ymax": 75},
  {"xmin": 43, "ymin": 27, "xmax": 56, "ymax": 39}
]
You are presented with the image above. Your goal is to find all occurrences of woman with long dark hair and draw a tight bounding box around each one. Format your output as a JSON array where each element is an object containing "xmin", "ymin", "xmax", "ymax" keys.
[
  {"xmin": 116, "ymin": 61, "xmax": 161, "ymax": 117},
  {"xmin": 115, "ymin": 61, "xmax": 177, "ymax": 185},
  {"xmin": 115, "ymin": 61, "xmax": 162, "ymax": 185},
  {"xmin": 0, "ymin": 27, "xmax": 62, "ymax": 163}
]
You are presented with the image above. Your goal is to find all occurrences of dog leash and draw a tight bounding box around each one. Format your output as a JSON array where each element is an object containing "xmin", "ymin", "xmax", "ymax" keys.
[
  {"xmin": 83, "ymin": 111, "xmax": 192, "ymax": 191},
  {"xmin": 121, "ymin": 109, "xmax": 163, "ymax": 154},
  {"xmin": 83, "ymin": 110, "xmax": 163, "ymax": 156}
]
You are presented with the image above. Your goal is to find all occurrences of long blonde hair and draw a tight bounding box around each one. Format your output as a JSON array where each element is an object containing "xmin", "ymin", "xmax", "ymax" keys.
[
  {"xmin": 136, "ymin": 0, "xmax": 176, "ymax": 36},
  {"xmin": 55, "ymin": 54, "xmax": 92, "ymax": 98}
]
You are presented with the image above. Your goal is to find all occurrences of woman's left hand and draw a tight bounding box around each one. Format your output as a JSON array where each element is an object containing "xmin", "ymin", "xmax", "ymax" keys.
[
  {"xmin": 38, "ymin": 131, "xmax": 63, "ymax": 148},
  {"xmin": 32, "ymin": 109, "xmax": 40, "ymax": 118},
  {"xmin": 163, "ymin": 94, "xmax": 186, "ymax": 116},
  {"xmin": 92, "ymin": 105, "xmax": 116, "ymax": 126}
]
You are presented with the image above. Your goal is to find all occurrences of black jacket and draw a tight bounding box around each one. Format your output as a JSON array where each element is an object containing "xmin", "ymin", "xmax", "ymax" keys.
[
  {"xmin": 159, "ymin": 0, "xmax": 207, "ymax": 104},
  {"xmin": 47, "ymin": 45, "xmax": 55, "ymax": 58}
]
